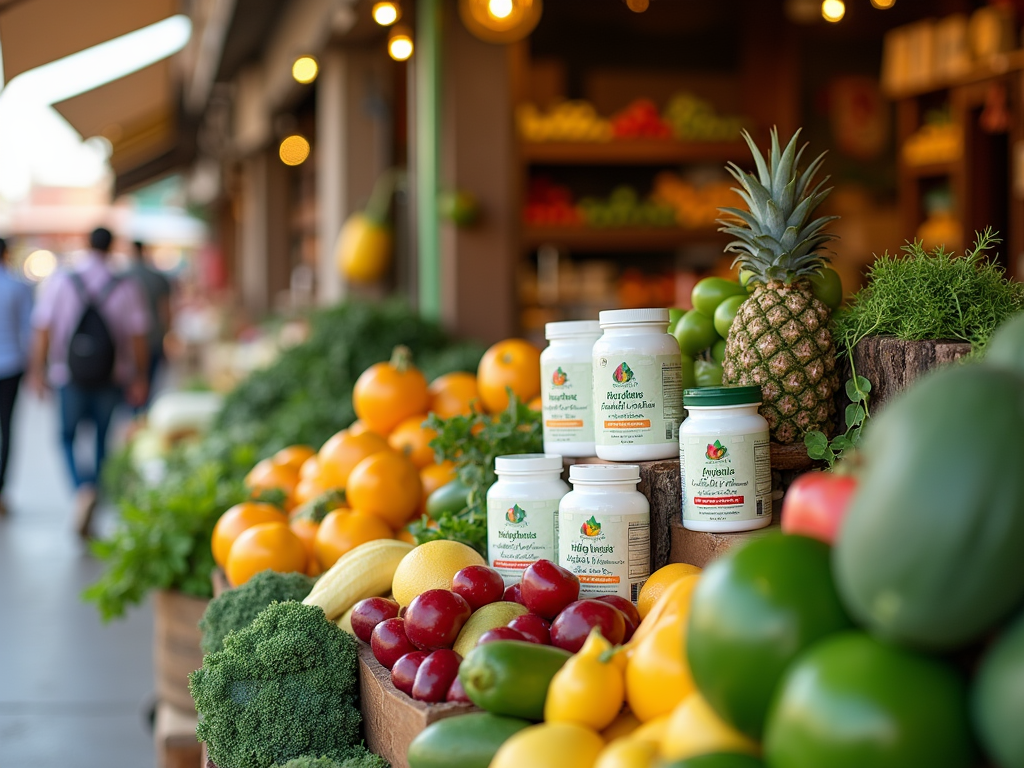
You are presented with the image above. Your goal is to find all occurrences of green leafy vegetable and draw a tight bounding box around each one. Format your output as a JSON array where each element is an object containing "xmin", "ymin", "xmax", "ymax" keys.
[
  {"xmin": 414, "ymin": 394, "xmax": 542, "ymax": 555},
  {"xmin": 805, "ymin": 376, "xmax": 871, "ymax": 469},
  {"xmin": 834, "ymin": 229, "xmax": 1024, "ymax": 354}
]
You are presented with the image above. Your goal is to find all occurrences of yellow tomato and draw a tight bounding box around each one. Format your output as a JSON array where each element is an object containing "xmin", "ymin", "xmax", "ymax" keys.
[
  {"xmin": 626, "ymin": 618, "xmax": 695, "ymax": 722},
  {"xmin": 490, "ymin": 722, "xmax": 604, "ymax": 768},
  {"xmin": 477, "ymin": 339, "xmax": 541, "ymax": 413},
  {"xmin": 545, "ymin": 631, "xmax": 625, "ymax": 731},
  {"xmin": 660, "ymin": 692, "xmax": 760, "ymax": 762},
  {"xmin": 594, "ymin": 738, "xmax": 659, "ymax": 768}
]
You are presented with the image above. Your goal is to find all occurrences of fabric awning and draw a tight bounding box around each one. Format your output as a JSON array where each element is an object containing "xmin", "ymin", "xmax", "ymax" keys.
[
  {"xmin": 53, "ymin": 59, "xmax": 177, "ymax": 175},
  {"xmin": 0, "ymin": 0, "xmax": 176, "ymax": 83}
]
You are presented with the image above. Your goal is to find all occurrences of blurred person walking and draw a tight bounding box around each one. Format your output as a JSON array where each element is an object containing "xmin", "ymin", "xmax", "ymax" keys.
[
  {"xmin": 28, "ymin": 227, "xmax": 150, "ymax": 538},
  {"xmin": 126, "ymin": 240, "xmax": 171, "ymax": 407},
  {"xmin": 0, "ymin": 238, "xmax": 33, "ymax": 516}
]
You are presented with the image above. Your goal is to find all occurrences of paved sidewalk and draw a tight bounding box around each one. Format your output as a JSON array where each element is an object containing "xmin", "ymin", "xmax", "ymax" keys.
[{"xmin": 0, "ymin": 392, "xmax": 155, "ymax": 768}]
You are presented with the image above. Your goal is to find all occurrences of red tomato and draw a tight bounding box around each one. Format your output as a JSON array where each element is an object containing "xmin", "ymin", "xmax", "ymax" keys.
[{"xmin": 781, "ymin": 472, "xmax": 858, "ymax": 545}]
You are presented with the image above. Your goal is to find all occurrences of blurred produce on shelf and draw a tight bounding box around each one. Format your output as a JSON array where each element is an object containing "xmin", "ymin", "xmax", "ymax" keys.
[
  {"xmin": 916, "ymin": 187, "xmax": 963, "ymax": 253},
  {"xmin": 663, "ymin": 92, "xmax": 747, "ymax": 142},
  {"xmin": 517, "ymin": 101, "xmax": 613, "ymax": 143},
  {"xmin": 523, "ymin": 179, "xmax": 583, "ymax": 227},
  {"xmin": 578, "ymin": 186, "xmax": 676, "ymax": 229},
  {"xmin": 652, "ymin": 173, "xmax": 742, "ymax": 229},
  {"xmin": 901, "ymin": 111, "xmax": 961, "ymax": 166},
  {"xmin": 517, "ymin": 93, "xmax": 748, "ymax": 145}
]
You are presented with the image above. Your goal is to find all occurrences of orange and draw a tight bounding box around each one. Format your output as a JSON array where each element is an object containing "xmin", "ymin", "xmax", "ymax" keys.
[
  {"xmin": 346, "ymin": 451, "xmax": 423, "ymax": 529},
  {"xmin": 289, "ymin": 517, "xmax": 323, "ymax": 576},
  {"xmin": 428, "ymin": 372, "xmax": 480, "ymax": 418},
  {"xmin": 388, "ymin": 415, "xmax": 438, "ymax": 469},
  {"xmin": 317, "ymin": 429, "xmax": 390, "ymax": 489},
  {"xmin": 225, "ymin": 521, "xmax": 308, "ymax": 587},
  {"xmin": 395, "ymin": 528, "xmax": 416, "ymax": 545},
  {"xmin": 420, "ymin": 461, "xmax": 457, "ymax": 505},
  {"xmin": 314, "ymin": 508, "xmax": 393, "ymax": 569},
  {"xmin": 348, "ymin": 420, "xmax": 383, "ymax": 437},
  {"xmin": 477, "ymin": 339, "xmax": 541, "ymax": 413},
  {"xmin": 636, "ymin": 562, "xmax": 703, "ymax": 620},
  {"xmin": 272, "ymin": 445, "xmax": 316, "ymax": 473},
  {"xmin": 245, "ymin": 458, "xmax": 299, "ymax": 510},
  {"xmin": 527, "ymin": 395, "xmax": 543, "ymax": 411},
  {"xmin": 294, "ymin": 477, "xmax": 330, "ymax": 507},
  {"xmin": 352, "ymin": 346, "xmax": 430, "ymax": 435},
  {"xmin": 212, "ymin": 502, "xmax": 289, "ymax": 569}
]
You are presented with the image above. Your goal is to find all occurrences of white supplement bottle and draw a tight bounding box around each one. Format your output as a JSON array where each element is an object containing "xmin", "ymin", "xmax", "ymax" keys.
[
  {"xmin": 680, "ymin": 385, "xmax": 772, "ymax": 532},
  {"xmin": 558, "ymin": 464, "xmax": 651, "ymax": 603},
  {"xmin": 593, "ymin": 308, "xmax": 684, "ymax": 461},
  {"xmin": 486, "ymin": 454, "xmax": 569, "ymax": 586},
  {"xmin": 540, "ymin": 320, "xmax": 603, "ymax": 458}
]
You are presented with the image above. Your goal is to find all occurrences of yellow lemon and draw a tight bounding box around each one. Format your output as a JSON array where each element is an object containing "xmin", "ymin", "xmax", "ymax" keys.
[
  {"xmin": 637, "ymin": 562, "xmax": 702, "ymax": 619},
  {"xmin": 601, "ymin": 710, "xmax": 642, "ymax": 743},
  {"xmin": 661, "ymin": 692, "xmax": 760, "ymax": 761},
  {"xmin": 626, "ymin": 619, "xmax": 695, "ymax": 721},
  {"xmin": 490, "ymin": 722, "xmax": 604, "ymax": 768},
  {"xmin": 630, "ymin": 714, "xmax": 670, "ymax": 746},
  {"xmin": 390, "ymin": 539, "xmax": 486, "ymax": 606},
  {"xmin": 594, "ymin": 738, "xmax": 659, "ymax": 768}
]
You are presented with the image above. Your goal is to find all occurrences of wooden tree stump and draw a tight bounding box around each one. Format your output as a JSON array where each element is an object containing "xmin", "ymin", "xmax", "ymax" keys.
[{"xmin": 843, "ymin": 337, "xmax": 972, "ymax": 414}]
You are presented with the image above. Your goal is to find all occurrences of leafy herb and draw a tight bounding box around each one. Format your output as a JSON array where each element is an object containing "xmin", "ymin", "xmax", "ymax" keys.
[
  {"xmin": 413, "ymin": 394, "xmax": 543, "ymax": 555},
  {"xmin": 805, "ymin": 375, "xmax": 871, "ymax": 469},
  {"xmin": 834, "ymin": 229, "xmax": 1024, "ymax": 354}
]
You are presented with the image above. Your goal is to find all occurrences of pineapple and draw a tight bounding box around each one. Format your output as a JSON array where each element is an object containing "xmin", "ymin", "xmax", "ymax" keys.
[{"xmin": 718, "ymin": 128, "xmax": 840, "ymax": 444}]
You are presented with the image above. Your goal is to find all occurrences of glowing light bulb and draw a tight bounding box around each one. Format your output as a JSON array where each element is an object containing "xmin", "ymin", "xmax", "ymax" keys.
[
  {"xmin": 488, "ymin": 0, "xmax": 514, "ymax": 20},
  {"xmin": 821, "ymin": 0, "xmax": 845, "ymax": 22},
  {"xmin": 870, "ymin": 0, "xmax": 894, "ymax": 8},
  {"xmin": 24, "ymin": 250, "xmax": 57, "ymax": 281},
  {"xmin": 291, "ymin": 56, "xmax": 318, "ymax": 84},
  {"xmin": 388, "ymin": 33, "xmax": 413, "ymax": 61},
  {"xmin": 627, "ymin": 0, "xmax": 650, "ymax": 11},
  {"xmin": 372, "ymin": 1, "xmax": 400, "ymax": 25},
  {"xmin": 279, "ymin": 135, "xmax": 311, "ymax": 166}
]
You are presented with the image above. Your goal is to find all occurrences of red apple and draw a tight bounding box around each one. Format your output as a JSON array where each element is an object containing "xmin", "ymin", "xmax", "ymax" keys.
[
  {"xmin": 452, "ymin": 565, "xmax": 506, "ymax": 612},
  {"xmin": 781, "ymin": 472, "xmax": 858, "ymax": 545},
  {"xmin": 550, "ymin": 599, "xmax": 626, "ymax": 653},
  {"xmin": 390, "ymin": 651, "xmax": 429, "ymax": 696},
  {"xmin": 521, "ymin": 560, "xmax": 580, "ymax": 619},
  {"xmin": 412, "ymin": 649, "xmax": 462, "ymax": 703},
  {"xmin": 370, "ymin": 617, "xmax": 417, "ymax": 670},
  {"xmin": 404, "ymin": 589, "xmax": 473, "ymax": 651},
  {"xmin": 446, "ymin": 674, "xmax": 472, "ymax": 703},
  {"xmin": 477, "ymin": 627, "xmax": 527, "ymax": 646},
  {"xmin": 350, "ymin": 597, "xmax": 401, "ymax": 643},
  {"xmin": 507, "ymin": 613, "xmax": 551, "ymax": 645},
  {"xmin": 503, "ymin": 582, "xmax": 525, "ymax": 605},
  {"xmin": 596, "ymin": 595, "xmax": 640, "ymax": 642}
]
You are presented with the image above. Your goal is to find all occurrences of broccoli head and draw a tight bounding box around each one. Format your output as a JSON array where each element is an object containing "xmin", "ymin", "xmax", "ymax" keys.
[
  {"xmin": 199, "ymin": 569, "xmax": 317, "ymax": 654},
  {"xmin": 274, "ymin": 753, "xmax": 388, "ymax": 768},
  {"xmin": 190, "ymin": 601, "xmax": 374, "ymax": 768}
]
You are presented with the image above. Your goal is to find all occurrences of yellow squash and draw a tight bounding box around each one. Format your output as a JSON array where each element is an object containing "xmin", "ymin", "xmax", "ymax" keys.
[
  {"xmin": 625, "ymin": 616, "xmax": 696, "ymax": 722},
  {"xmin": 490, "ymin": 722, "xmax": 604, "ymax": 768}
]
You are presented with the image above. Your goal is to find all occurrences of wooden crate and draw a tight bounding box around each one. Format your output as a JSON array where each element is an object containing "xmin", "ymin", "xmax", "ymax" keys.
[
  {"xmin": 155, "ymin": 701, "xmax": 202, "ymax": 768},
  {"xmin": 358, "ymin": 644, "xmax": 477, "ymax": 768},
  {"xmin": 154, "ymin": 590, "xmax": 209, "ymax": 713}
]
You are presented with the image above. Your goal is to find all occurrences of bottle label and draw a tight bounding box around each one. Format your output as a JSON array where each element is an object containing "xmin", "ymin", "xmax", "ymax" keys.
[
  {"xmin": 559, "ymin": 509, "xmax": 650, "ymax": 602},
  {"xmin": 487, "ymin": 496, "xmax": 560, "ymax": 586},
  {"xmin": 681, "ymin": 431, "xmax": 772, "ymax": 524},
  {"xmin": 594, "ymin": 353, "xmax": 683, "ymax": 447},
  {"xmin": 541, "ymin": 360, "xmax": 594, "ymax": 445}
]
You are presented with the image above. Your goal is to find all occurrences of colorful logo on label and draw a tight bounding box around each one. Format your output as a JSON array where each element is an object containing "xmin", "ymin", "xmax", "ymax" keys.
[
  {"xmin": 612, "ymin": 362, "xmax": 634, "ymax": 384},
  {"xmin": 706, "ymin": 440, "xmax": 728, "ymax": 460},
  {"xmin": 552, "ymin": 367, "xmax": 568, "ymax": 386},
  {"xmin": 505, "ymin": 504, "xmax": 527, "ymax": 524},
  {"xmin": 580, "ymin": 515, "xmax": 602, "ymax": 537}
]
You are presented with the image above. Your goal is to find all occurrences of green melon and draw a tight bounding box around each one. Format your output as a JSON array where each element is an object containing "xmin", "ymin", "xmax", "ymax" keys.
[
  {"xmin": 834, "ymin": 364, "xmax": 1024, "ymax": 650},
  {"xmin": 973, "ymin": 609, "xmax": 1024, "ymax": 768},
  {"xmin": 985, "ymin": 311, "xmax": 1024, "ymax": 376}
]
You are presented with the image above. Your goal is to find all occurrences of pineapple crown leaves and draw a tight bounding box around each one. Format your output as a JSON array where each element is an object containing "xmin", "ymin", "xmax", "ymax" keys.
[{"xmin": 717, "ymin": 127, "xmax": 840, "ymax": 285}]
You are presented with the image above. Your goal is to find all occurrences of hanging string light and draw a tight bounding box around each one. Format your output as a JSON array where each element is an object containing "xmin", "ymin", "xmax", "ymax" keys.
[
  {"xmin": 821, "ymin": 0, "xmax": 845, "ymax": 23},
  {"xmin": 458, "ymin": 0, "xmax": 543, "ymax": 43},
  {"xmin": 291, "ymin": 56, "xmax": 319, "ymax": 84},
  {"xmin": 372, "ymin": 2, "xmax": 401, "ymax": 26},
  {"xmin": 388, "ymin": 26, "xmax": 414, "ymax": 61}
]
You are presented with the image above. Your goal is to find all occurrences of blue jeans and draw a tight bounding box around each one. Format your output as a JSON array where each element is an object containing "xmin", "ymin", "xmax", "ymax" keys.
[{"xmin": 59, "ymin": 384, "xmax": 122, "ymax": 489}]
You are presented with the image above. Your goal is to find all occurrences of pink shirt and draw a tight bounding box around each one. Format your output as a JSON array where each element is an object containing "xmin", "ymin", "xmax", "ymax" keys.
[{"xmin": 32, "ymin": 252, "xmax": 150, "ymax": 387}]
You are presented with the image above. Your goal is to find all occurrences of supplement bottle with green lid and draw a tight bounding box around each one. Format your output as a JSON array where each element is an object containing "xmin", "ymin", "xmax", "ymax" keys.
[
  {"xmin": 593, "ymin": 308, "xmax": 684, "ymax": 461},
  {"xmin": 541, "ymin": 320, "xmax": 602, "ymax": 458},
  {"xmin": 680, "ymin": 385, "xmax": 772, "ymax": 533},
  {"xmin": 486, "ymin": 454, "xmax": 569, "ymax": 587},
  {"xmin": 558, "ymin": 463, "xmax": 651, "ymax": 603}
]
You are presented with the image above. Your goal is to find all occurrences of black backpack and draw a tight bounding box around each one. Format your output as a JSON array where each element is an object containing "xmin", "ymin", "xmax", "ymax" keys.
[{"xmin": 67, "ymin": 273, "xmax": 120, "ymax": 389}]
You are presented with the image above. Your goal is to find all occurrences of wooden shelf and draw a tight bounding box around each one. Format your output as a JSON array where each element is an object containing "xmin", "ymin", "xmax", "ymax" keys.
[
  {"xmin": 520, "ymin": 140, "xmax": 748, "ymax": 165},
  {"xmin": 885, "ymin": 49, "xmax": 1024, "ymax": 99},
  {"xmin": 522, "ymin": 225, "xmax": 725, "ymax": 251},
  {"xmin": 901, "ymin": 159, "xmax": 958, "ymax": 178}
]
